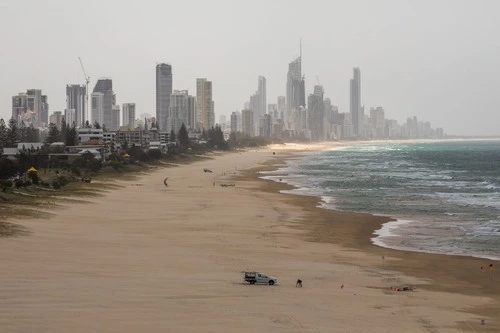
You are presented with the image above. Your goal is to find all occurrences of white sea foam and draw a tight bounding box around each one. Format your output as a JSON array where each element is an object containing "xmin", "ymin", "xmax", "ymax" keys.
[{"xmin": 371, "ymin": 219, "xmax": 413, "ymax": 247}]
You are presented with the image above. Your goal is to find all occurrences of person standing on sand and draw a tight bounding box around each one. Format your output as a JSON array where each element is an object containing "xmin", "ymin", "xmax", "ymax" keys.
[{"xmin": 296, "ymin": 279, "xmax": 302, "ymax": 287}]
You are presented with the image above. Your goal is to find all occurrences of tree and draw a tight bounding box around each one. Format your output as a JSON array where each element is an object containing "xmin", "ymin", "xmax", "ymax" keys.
[
  {"xmin": 0, "ymin": 157, "xmax": 18, "ymax": 180},
  {"xmin": 60, "ymin": 116, "xmax": 67, "ymax": 143},
  {"xmin": 65, "ymin": 125, "xmax": 77, "ymax": 146},
  {"xmin": 0, "ymin": 118, "xmax": 7, "ymax": 149},
  {"xmin": 26, "ymin": 124, "xmax": 40, "ymax": 142},
  {"xmin": 170, "ymin": 129, "xmax": 177, "ymax": 143},
  {"xmin": 84, "ymin": 120, "xmax": 91, "ymax": 128},
  {"xmin": 19, "ymin": 121, "xmax": 27, "ymax": 142},
  {"xmin": 178, "ymin": 123, "xmax": 189, "ymax": 147},
  {"xmin": 6, "ymin": 118, "xmax": 19, "ymax": 148},
  {"xmin": 93, "ymin": 121, "xmax": 101, "ymax": 129},
  {"xmin": 46, "ymin": 123, "xmax": 61, "ymax": 144},
  {"xmin": 144, "ymin": 118, "xmax": 148, "ymax": 130}
]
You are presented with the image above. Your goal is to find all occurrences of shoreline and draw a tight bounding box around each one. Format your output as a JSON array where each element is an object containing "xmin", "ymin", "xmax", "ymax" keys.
[
  {"xmin": 246, "ymin": 150, "xmax": 499, "ymax": 329},
  {"xmin": 0, "ymin": 147, "xmax": 498, "ymax": 332}
]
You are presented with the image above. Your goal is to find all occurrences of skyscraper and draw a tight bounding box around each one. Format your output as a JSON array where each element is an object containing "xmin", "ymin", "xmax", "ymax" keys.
[
  {"xmin": 196, "ymin": 78, "xmax": 214, "ymax": 130},
  {"xmin": 249, "ymin": 76, "xmax": 266, "ymax": 133},
  {"xmin": 122, "ymin": 103, "xmax": 136, "ymax": 129},
  {"xmin": 350, "ymin": 67, "xmax": 362, "ymax": 137},
  {"xmin": 12, "ymin": 89, "xmax": 48, "ymax": 127},
  {"xmin": 156, "ymin": 63, "xmax": 173, "ymax": 131},
  {"xmin": 308, "ymin": 85, "xmax": 325, "ymax": 141},
  {"xmin": 111, "ymin": 105, "xmax": 120, "ymax": 131},
  {"xmin": 241, "ymin": 109, "xmax": 253, "ymax": 137},
  {"xmin": 286, "ymin": 53, "xmax": 305, "ymax": 131},
  {"xmin": 169, "ymin": 90, "xmax": 191, "ymax": 134},
  {"xmin": 66, "ymin": 84, "xmax": 86, "ymax": 126},
  {"xmin": 91, "ymin": 78, "xmax": 114, "ymax": 129}
]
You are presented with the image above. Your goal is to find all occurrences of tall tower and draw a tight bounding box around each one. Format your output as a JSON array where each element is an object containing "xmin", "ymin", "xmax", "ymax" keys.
[
  {"xmin": 122, "ymin": 103, "xmax": 136, "ymax": 129},
  {"xmin": 286, "ymin": 42, "xmax": 306, "ymax": 131},
  {"xmin": 196, "ymin": 78, "xmax": 214, "ymax": 130},
  {"xmin": 91, "ymin": 78, "xmax": 114, "ymax": 129},
  {"xmin": 156, "ymin": 63, "xmax": 173, "ymax": 131},
  {"xmin": 66, "ymin": 84, "xmax": 86, "ymax": 126},
  {"xmin": 350, "ymin": 67, "xmax": 362, "ymax": 137}
]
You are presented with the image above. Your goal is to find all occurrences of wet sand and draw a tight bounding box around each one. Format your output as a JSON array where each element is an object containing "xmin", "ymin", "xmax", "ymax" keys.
[{"xmin": 0, "ymin": 147, "xmax": 497, "ymax": 332}]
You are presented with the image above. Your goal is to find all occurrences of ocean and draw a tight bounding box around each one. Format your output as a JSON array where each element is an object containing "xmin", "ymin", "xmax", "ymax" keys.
[{"xmin": 262, "ymin": 140, "xmax": 500, "ymax": 260}]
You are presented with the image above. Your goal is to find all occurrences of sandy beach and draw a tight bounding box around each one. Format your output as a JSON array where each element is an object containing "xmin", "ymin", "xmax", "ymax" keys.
[{"xmin": 0, "ymin": 146, "xmax": 498, "ymax": 332}]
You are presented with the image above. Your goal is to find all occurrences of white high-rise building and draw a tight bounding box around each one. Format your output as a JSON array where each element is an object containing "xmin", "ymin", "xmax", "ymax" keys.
[
  {"xmin": 196, "ymin": 78, "xmax": 214, "ymax": 130},
  {"xmin": 64, "ymin": 109, "xmax": 76, "ymax": 126},
  {"xmin": 122, "ymin": 103, "xmax": 136, "ymax": 129}
]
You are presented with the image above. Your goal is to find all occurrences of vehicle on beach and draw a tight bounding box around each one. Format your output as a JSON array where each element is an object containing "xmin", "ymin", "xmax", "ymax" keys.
[{"xmin": 243, "ymin": 271, "xmax": 278, "ymax": 285}]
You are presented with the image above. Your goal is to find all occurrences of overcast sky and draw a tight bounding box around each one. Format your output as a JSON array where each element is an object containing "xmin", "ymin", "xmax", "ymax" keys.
[{"xmin": 1, "ymin": 0, "xmax": 499, "ymax": 136}]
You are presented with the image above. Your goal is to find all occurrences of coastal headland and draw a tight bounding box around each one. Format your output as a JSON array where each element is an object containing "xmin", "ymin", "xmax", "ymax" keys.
[{"xmin": 0, "ymin": 144, "xmax": 497, "ymax": 332}]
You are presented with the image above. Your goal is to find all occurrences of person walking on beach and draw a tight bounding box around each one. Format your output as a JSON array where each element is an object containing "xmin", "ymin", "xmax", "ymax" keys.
[{"xmin": 296, "ymin": 279, "xmax": 302, "ymax": 287}]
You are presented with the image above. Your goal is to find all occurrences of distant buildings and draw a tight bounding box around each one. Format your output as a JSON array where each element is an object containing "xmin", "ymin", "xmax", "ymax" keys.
[
  {"xmin": 156, "ymin": 63, "xmax": 173, "ymax": 131},
  {"xmin": 66, "ymin": 84, "xmax": 86, "ymax": 126},
  {"xmin": 308, "ymin": 85, "xmax": 324, "ymax": 141},
  {"xmin": 196, "ymin": 78, "xmax": 214, "ymax": 130},
  {"xmin": 122, "ymin": 103, "xmax": 136, "ymax": 129},
  {"xmin": 169, "ymin": 90, "xmax": 194, "ymax": 134},
  {"xmin": 49, "ymin": 111, "xmax": 63, "ymax": 129},
  {"xmin": 249, "ymin": 76, "xmax": 266, "ymax": 133},
  {"xmin": 350, "ymin": 67, "xmax": 362, "ymax": 137},
  {"xmin": 91, "ymin": 78, "xmax": 115, "ymax": 130},
  {"xmin": 241, "ymin": 109, "xmax": 253, "ymax": 137},
  {"xmin": 11, "ymin": 89, "xmax": 49, "ymax": 127},
  {"xmin": 286, "ymin": 56, "xmax": 305, "ymax": 131}
]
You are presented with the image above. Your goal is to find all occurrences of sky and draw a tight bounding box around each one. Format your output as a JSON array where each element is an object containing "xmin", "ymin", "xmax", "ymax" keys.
[{"xmin": 0, "ymin": 0, "xmax": 499, "ymax": 136}]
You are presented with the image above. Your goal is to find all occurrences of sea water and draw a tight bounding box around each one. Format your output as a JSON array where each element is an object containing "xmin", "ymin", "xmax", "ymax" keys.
[{"xmin": 262, "ymin": 140, "xmax": 500, "ymax": 260}]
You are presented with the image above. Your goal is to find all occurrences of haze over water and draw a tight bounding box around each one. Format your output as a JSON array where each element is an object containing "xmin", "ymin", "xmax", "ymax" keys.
[{"xmin": 263, "ymin": 140, "xmax": 500, "ymax": 260}]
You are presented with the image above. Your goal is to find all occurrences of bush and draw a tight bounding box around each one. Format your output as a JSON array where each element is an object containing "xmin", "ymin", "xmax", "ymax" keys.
[
  {"xmin": 28, "ymin": 172, "xmax": 39, "ymax": 185},
  {"xmin": 110, "ymin": 160, "xmax": 123, "ymax": 170},
  {"xmin": 52, "ymin": 179, "xmax": 61, "ymax": 189},
  {"xmin": 57, "ymin": 175, "xmax": 70, "ymax": 186},
  {"xmin": 0, "ymin": 179, "xmax": 13, "ymax": 192},
  {"xmin": 15, "ymin": 179, "xmax": 24, "ymax": 188},
  {"xmin": 40, "ymin": 181, "xmax": 50, "ymax": 188}
]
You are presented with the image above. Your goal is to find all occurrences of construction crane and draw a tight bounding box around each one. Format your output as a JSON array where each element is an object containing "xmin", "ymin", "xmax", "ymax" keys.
[{"xmin": 78, "ymin": 57, "xmax": 90, "ymax": 125}]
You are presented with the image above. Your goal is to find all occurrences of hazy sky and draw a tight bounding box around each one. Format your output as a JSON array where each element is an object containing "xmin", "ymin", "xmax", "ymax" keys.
[{"xmin": 1, "ymin": 0, "xmax": 499, "ymax": 136}]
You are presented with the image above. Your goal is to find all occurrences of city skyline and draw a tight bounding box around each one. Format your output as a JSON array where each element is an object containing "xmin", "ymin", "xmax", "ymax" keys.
[{"xmin": 1, "ymin": 1, "xmax": 499, "ymax": 136}]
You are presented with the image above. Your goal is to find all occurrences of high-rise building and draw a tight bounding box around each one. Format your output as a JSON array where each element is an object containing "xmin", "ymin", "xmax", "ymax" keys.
[
  {"xmin": 230, "ymin": 112, "xmax": 238, "ymax": 133},
  {"xmin": 241, "ymin": 109, "xmax": 253, "ymax": 137},
  {"xmin": 65, "ymin": 109, "xmax": 76, "ymax": 126},
  {"xmin": 277, "ymin": 96, "xmax": 286, "ymax": 120},
  {"xmin": 156, "ymin": 63, "xmax": 173, "ymax": 131},
  {"xmin": 122, "ymin": 103, "xmax": 136, "ymax": 129},
  {"xmin": 111, "ymin": 105, "xmax": 120, "ymax": 131},
  {"xmin": 350, "ymin": 67, "xmax": 363, "ymax": 137},
  {"xmin": 169, "ymin": 90, "xmax": 191, "ymax": 134},
  {"xmin": 91, "ymin": 78, "xmax": 115, "ymax": 130},
  {"xmin": 11, "ymin": 89, "xmax": 48, "ymax": 127},
  {"xmin": 49, "ymin": 111, "xmax": 63, "ymax": 130},
  {"xmin": 249, "ymin": 76, "xmax": 266, "ymax": 132},
  {"xmin": 66, "ymin": 84, "xmax": 86, "ymax": 126},
  {"xmin": 286, "ymin": 55, "xmax": 305, "ymax": 131},
  {"xmin": 196, "ymin": 78, "xmax": 214, "ymax": 130},
  {"xmin": 370, "ymin": 106, "xmax": 385, "ymax": 139},
  {"xmin": 308, "ymin": 85, "xmax": 325, "ymax": 141}
]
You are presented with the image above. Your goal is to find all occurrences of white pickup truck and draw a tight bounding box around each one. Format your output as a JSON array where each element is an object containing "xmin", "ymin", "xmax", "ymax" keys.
[{"xmin": 243, "ymin": 271, "xmax": 278, "ymax": 285}]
